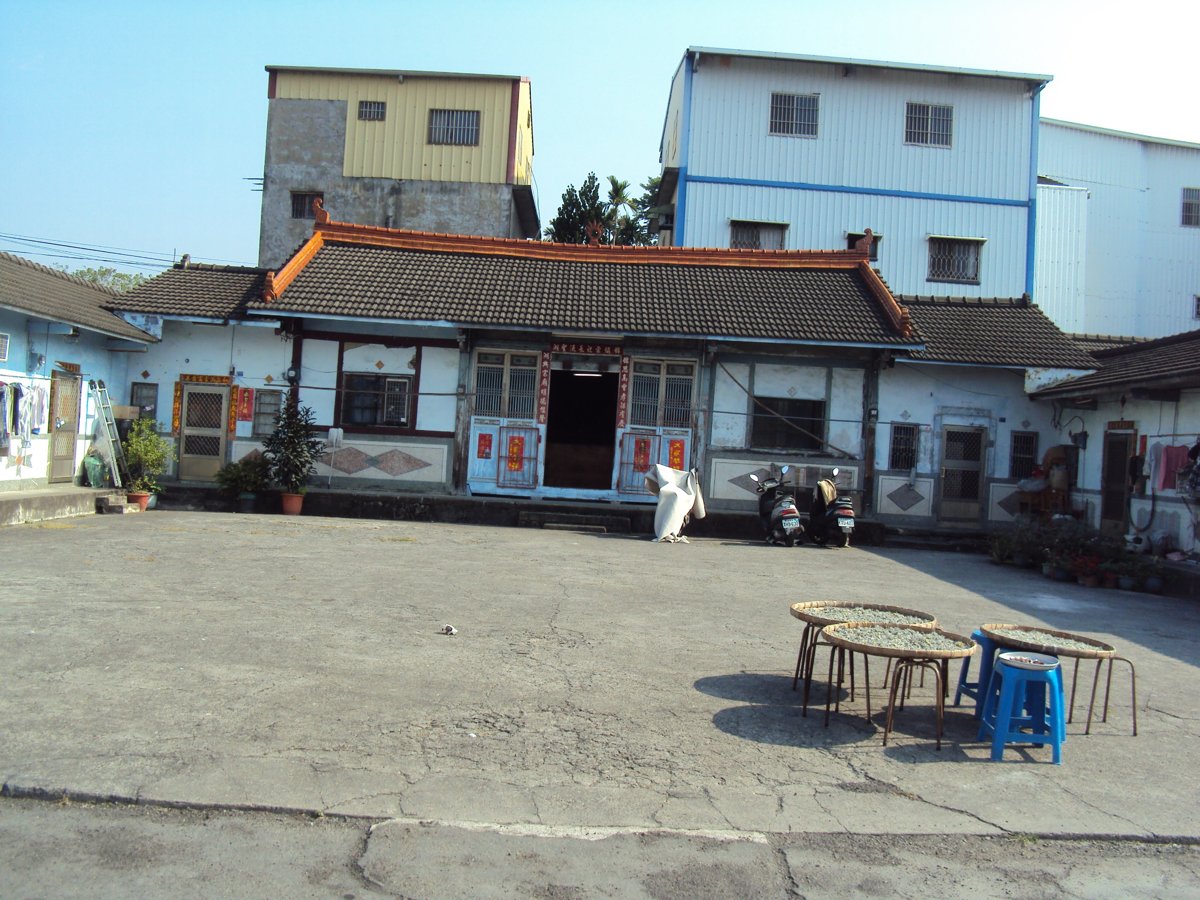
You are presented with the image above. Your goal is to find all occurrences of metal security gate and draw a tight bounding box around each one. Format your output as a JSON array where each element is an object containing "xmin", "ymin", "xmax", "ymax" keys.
[
  {"xmin": 178, "ymin": 384, "xmax": 228, "ymax": 481},
  {"xmin": 1100, "ymin": 431, "xmax": 1135, "ymax": 535},
  {"xmin": 497, "ymin": 425, "xmax": 539, "ymax": 489},
  {"xmin": 939, "ymin": 426, "xmax": 985, "ymax": 521},
  {"xmin": 48, "ymin": 370, "xmax": 81, "ymax": 483}
]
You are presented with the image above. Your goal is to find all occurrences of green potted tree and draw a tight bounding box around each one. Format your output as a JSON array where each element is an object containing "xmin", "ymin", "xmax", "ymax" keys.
[
  {"xmin": 121, "ymin": 418, "xmax": 176, "ymax": 511},
  {"xmin": 215, "ymin": 451, "xmax": 272, "ymax": 513},
  {"xmin": 262, "ymin": 400, "xmax": 325, "ymax": 515}
]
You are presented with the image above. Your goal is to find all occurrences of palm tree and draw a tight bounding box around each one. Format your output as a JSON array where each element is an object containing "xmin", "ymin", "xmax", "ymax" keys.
[{"xmin": 605, "ymin": 176, "xmax": 634, "ymax": 243}]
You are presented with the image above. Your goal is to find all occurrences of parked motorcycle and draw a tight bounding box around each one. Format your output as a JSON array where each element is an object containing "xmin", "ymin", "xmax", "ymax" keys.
[
  {"xmin": 749, "ymin": 466, "xmax": 804, "ymax": 546},
  {"xmin": 808, "ymin": 467, "xmax": 855, "ymax": 547}
]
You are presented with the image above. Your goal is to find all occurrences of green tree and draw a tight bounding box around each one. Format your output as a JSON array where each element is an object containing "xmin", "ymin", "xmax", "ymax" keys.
[
  {"xmin": 544, "ymin": 173, "xmax": 609, "ymax": 244},
  {"xmin": 546, "ymin": 173, "xmax": 663, "ymax": 246},
  {"xmin": 66, "ymin": 266, "xmax": 147, "ymax": 293}
]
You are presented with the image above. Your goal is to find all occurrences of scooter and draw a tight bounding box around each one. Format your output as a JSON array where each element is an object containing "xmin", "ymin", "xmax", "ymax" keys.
[
  {"xmin": 749, "ymin": 466, "xmax": 804, "ymax": 546},
  {"xmin": 808, "ymin": 467, "xmax": 855, "ymax": 548}
]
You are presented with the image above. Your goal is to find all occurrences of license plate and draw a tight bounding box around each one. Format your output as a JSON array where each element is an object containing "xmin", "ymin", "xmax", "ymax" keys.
[
  {"xmin": 837, "ymin": 517, "xmax": 854, "ymax": 528},
  {"xmin": 783, "ymin": 516, "xmax": 800, "ymax": 530}
]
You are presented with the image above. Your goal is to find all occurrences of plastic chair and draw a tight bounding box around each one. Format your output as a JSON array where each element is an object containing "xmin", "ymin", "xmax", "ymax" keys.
[
  {"xmin": 953, "ymin": 628, "xmax": 998, "ymax": 717},
  {"xmin": 977, "ymin": 658, "xmax": 1066, "ymax": 764}
]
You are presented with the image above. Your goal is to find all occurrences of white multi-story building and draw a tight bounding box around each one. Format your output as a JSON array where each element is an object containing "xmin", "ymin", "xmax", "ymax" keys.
[
  {"xmin": 656, "ymin": 47, "xmax": 1051, "ymax": 299},
  {"xmin": 1036, "ymin": 119, "xmax": 1200, "ymax": 339}
]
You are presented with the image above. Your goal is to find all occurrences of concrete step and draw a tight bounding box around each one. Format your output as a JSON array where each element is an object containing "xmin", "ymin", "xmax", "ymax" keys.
[
  {"xmin": 0, "ymin": 487, "xmax": 125, "ymax": 526},
  {"xmin": 97, "ymin": 495, "xmax": 137, "ymax": 515},
  {"xmin": 518, "ymin": 511, "xmax": 633, "ymax": 533}
]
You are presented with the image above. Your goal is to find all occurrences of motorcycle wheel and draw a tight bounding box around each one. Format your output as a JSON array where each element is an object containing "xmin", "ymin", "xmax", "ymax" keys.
[
  {"xmin": 784, "ymin": 534, "xmax": 796, "ymax": 547},
  {"xmin": 836, "ymin": 531, "xmax": 850, "ymax": 548}
]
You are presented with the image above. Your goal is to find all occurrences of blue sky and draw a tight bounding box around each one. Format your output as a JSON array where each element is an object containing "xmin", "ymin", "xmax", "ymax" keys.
[{"xmin": 1, "ymin": 0, "xmax": 1191, "ymax": 274}]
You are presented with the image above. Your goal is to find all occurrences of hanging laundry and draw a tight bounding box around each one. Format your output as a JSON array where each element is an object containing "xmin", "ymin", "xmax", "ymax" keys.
[{"xmin": 1159, "ymin": 444, "xmax": 1191, "ymax": 490}]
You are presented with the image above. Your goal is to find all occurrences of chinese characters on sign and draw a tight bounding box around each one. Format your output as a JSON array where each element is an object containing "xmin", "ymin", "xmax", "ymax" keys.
[
  {"xmin": 550, "ymin": 342, "xmax": 622, "ymax": 355},
  {"xmin": 669, "ymin": 439, "xmax": 685, "ymax": 470},
  {"xmin": 477, "ymin": 433, "xmax": 493, "ymax": 460},
  {"xmin": 633, "ymin": 437, "xmax": 652, "ymax": 473},
  {"xmin": 507, "ymin": 435, "xmax": 525, "ymax": 472},
  {"xmin": 616, "ymin": 356, "xmax": 630, "ymax": 428},
  {"xmin": 537, "ymin": 351, "xmax": 551, "ymax": 424},
  {"xmin": 236, "ymin": 388, "xmax": 255, "ymax": 421}
]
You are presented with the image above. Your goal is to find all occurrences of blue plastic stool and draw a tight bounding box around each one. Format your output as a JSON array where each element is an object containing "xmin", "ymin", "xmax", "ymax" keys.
[
  {"xmin": 953, "ymin": 629, "xmax": 999, "ymax": 718},
  {"xmin": 977, "ymin": 658, "xmax": 1066, "ymax": 764}
]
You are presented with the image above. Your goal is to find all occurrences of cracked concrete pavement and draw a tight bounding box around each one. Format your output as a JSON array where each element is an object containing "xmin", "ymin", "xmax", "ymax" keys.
[{"xmin": 2, "ymin": 511, "xmax": 1198, "ymax": 897}]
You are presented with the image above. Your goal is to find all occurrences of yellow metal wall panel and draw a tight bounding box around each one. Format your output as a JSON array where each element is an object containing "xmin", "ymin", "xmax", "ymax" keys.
[
  {"xmin": 274, "ymin": 71, "xmax": 515, "ymax": 184},
  {"xmin": 513, "ymin": 80, "xmax": 533, "ymax": 185}
]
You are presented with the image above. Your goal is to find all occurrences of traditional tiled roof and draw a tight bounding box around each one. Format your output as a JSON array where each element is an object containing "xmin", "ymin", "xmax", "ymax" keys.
[
  {"xmin": 247, "ymin": 221, "xmax": 921, "ymax": 348},
  {"xmin": 898, "ymin": 295, "xmax": 1095, "ymax": 369},
  {"xmin": 0, "ymin": 252, "xmax": 153, "ymax": 342},
  {"xmin": 1069, "ymin": 333, "xmax": 1153, "ymax": 355},
  {"xmin": 1033, "ymin": 327, "xmax": 1200, "ymax": 399},
  {"xmin": 114, "ymin": 262, "xmax": 269, "ymax": 320}
]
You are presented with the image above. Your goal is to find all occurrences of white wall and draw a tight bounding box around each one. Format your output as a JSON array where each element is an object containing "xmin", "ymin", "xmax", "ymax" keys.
[
  {"xmin": 1039, "ymin": 122, "xmax": 1200, "ymax": 337},
  {"xmin": 416, "ymin": 346, "xmax": 459, "ymax": 433},
  {"xmin": 1034, "ymin": 184, "xmax": 1089, "ymax": 332}
]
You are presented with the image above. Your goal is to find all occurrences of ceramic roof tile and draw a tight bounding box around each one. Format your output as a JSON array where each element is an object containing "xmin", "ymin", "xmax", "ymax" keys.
[
  {"xmin": 1034, "ymin": 327, "xmax": 1200, "ymax": 398},
  {"xmin": 898, "ymin": 295, "xmax": 1094, "ymax": 369},
  {"xmin": 253, "ymin": 237, "xmax": 920, "ymax": 347},
  {"xmin": 0, "ymin": 252, "xmax": 154, "ymax": 342},
  {"xmin": 115, "ymin": 263, "xmax": 269, "ymax": 319}
]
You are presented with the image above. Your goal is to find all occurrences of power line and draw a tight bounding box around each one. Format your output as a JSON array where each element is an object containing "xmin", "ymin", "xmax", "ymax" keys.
[{"xmin": 0, "ymin": 230, "xmax": 256, "ymax": 270}]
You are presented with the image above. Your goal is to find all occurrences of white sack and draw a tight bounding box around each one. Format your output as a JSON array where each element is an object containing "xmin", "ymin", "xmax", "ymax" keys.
[{"xmin": 644, "ymin": 464, "xmax": 706, "ymax": 542}]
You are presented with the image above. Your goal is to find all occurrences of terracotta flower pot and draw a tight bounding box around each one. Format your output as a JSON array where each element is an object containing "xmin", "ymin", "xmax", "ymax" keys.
[
  {"xmin": 127, "ymin": 491, "xmax": 151, "ymax": 512},
  {"xmin": 280, "ymin": 492, "xmax": 304, "ymax": 515}
]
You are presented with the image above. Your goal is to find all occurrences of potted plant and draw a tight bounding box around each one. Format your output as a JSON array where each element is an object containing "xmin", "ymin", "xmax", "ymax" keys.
[
  {"xmin": 262, "ymin": 400, "xmax": 325, "ymax": 515},
  {"xmin": 1073, "ymin": 553, "xmax": 1103, "ymax": 587},
  {"xmin": 215, "ymin": 451, "xmax": 272, "ymax": 513},
  {"xmin": 1141, "ymin": 557, "xmax": 1166, "ymax": 594},
  {"xmin": 120, "ymin": 418, "xmax": 176, "ymax": 511},
  {"xmin": 987, "ymin": 529, "xmax": 1015, "ymax": 565}
]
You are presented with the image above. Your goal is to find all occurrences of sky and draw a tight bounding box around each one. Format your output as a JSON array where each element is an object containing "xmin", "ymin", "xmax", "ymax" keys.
[{"xmin": 1, "ymin": 0, "xmax": 1195, "ymax": 275}]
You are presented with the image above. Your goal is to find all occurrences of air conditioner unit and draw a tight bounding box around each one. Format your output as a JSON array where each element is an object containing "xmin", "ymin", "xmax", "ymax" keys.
[{"xmin": 0, "ymin": 332, "xmax": 9, "ymax": 362}]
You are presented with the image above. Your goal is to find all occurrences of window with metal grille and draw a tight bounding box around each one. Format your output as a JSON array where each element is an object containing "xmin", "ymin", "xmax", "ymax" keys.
[
  {"xmin": 846, "ymin": 231, "xmax": 880, "ymax": 261},
  {"xmin": 358, "ymin": 100, "xmax": 386, "ymax": 121},
  {"xmin": 0, "ymin": 332, "xmax": 8, "ymax": 362},
  {"xmin": 1010, "ymin": 431, "xmax": 1039, "ymax": 479},
  {"xmin": 889, "ymin": 423, "xmax": 918, "ymax": 470},
  {"xmin": 730, "ymin": 221, "xmax": 786, "ymax": 250},
  {"xmin": 1194, "ymin": 295, "xmax": 1200, "ymax": 319},
  {"xmin": 905, "ymin": 102, "xmax": 953, "ymax": 147},
  {"xmin": 290, "ymin": 191, "xmax": 323, "ymax": 219},
  {"xmin": 252, "ymin": 389, "xmax": 283, "ymax": 437},
  {"xmin": 341, "ymin": 374, "xmax": 411, "ymax": 427},
  {"xmin": 928, "ymin": 237, "xmax": 981, "ymax": 283},
  {"xmin": 769, "ymin": 92, "xmax": 819, "ymax": 137},
  {"xmin": 1183, "ymin": 188, "xmax": 1200, "ymax": 227},
  {"xmin": 751, "ymin": 397, "xmax": 825, "ymax": 451},
  {"xmin": 629, "ymin": 361, "xmax": 695, "ymax": 428},
  {"xmin": 428, "ymin": 108, "xmax": 480, "ymax": 146},
  {"xmin": 473, "ymin": 352, "xmax": 539, "ymax": 419},
  {"xmin": 130, "ymin": 382, "xmax": 158, "ymax": 420}
]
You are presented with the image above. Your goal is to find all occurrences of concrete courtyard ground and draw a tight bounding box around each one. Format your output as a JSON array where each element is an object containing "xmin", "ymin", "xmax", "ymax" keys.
[{"xmin": 1, "ymin": 511, "xmax": 1198, "ymax": 897}]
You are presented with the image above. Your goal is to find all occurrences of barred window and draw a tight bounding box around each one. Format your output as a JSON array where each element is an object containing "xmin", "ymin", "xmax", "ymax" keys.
[
  {"xmin": 905, "ymin": 102, "xmax": 953, "ymax": 147},
  {"xmin": 473, "ymin": 352, "xmax": 538, "ymax": 419},
  {"xmin": 769, "ymin": 92, "xmax": 819, "ymax": 137},
  {"xmin": 428, "ymin": 108, "xmax": 480, "ymax": 146},
  {"xmin": 1010, "ymin": 431, "xmax": 1039, "ymax": 479},
  {"xmin": 847, "ymin": 231, "xmax": 880, "ymax": 261},
  {"xmin": 341, "ymin": 374, "xmax": 411, "ymax": 427},
  {"xmin": 1183, "ymin": 188, "xmax": 1200, "ymax": 227},
  {"xmin": 290, "ymin": 191, "xmax": 323, "ymax": 219},
  {"xmin": 358, "ymin": 100, "xmax": 386, "ymax": 121},
  {"xmin": 928, "ymin": 237, "xmax": 982, "ymax": 283},
  {"xmin": 252, "ymin": 389, "xmax": 283, "ymax": 437},
  {"xmin": 730, "ymin": 221, "xmax": 786, "ymax": 250},
  {"xmin": 889, "ymin": 423, "xmax": 918, "ymax": 470},
  {"xmin": 751, "ymin": 397, "xmax": 825, "ymax": 452},
  {"xmin": 629, "ymin": 361, "xmax": 694, "ymax": 428}
]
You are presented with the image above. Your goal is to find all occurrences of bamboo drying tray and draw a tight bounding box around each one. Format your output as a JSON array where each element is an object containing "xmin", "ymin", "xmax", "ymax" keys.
[
  {"xmin": 823, "ymin": 622, "xmax": 976, "ymax": 659},
  {"xmin": 981, "ymin": 624, "xmax": 1115, "ymax": 660},
  {"xmin": 790, "ymin": 601, "xmax": 937, "ymax": 628}
]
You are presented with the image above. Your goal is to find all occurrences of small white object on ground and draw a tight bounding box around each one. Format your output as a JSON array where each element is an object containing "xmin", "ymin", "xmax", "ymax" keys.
[{"xmin": 440, "ymin": 624, "xmax": 457, "ymax": 635}]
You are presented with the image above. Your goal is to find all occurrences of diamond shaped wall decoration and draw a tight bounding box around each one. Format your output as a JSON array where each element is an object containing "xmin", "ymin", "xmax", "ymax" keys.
[
  {"xmin": 373, "ymin": 449, "xmax": 432, "ymax": 476},
  {"xmin": 887, "ymin": 483, "xmax": 925, "ymax": 511},
  {"xmin": 322, "ymin": 447, "xmax": 373, "ymax": 474},
  {"xmin": 997, "ymin": 490, "xmax": 1022, "ymax": 517}
]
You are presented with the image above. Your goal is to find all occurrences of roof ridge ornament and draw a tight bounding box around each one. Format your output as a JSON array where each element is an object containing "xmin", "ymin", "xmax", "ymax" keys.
[{"xmin": 312, "ymin": 197, "xmax": 330, "ymax": 225}]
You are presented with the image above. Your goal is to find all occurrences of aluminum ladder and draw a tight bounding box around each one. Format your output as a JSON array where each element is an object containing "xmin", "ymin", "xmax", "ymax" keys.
[{"xmin": 90, "ymin": 380, "xmax": 130, "ymax": 488}]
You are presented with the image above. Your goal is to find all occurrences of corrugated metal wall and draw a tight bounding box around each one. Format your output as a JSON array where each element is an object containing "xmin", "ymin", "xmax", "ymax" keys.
[
  {"xmin": 1039, "ymin": 122, "xmax": 1200, "ymax": 337},
  {"xmin": 1034, "ymin": 184, "xmax": 1088, "ymax": 331},
  {"xmin": 684, "ymin": 182, "xmax": 1030, "ymax": 297},
  {"xmin": 274, "ymin": 71, "xmax": 521, "ymax": 185},
  {"xmin": 672, "ymin": 53, "xmax": 1037, "ymax": 297}
]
